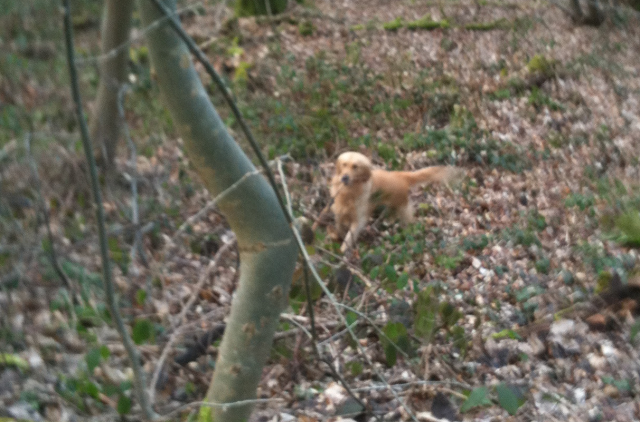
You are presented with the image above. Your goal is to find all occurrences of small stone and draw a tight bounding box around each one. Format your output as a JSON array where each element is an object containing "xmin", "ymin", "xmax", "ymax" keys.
[
  {"xmin": 528, "ymin": 335, "xmax": 546, "ymax": 357},
  {"xmin": 600, "ymin": 341, "xmax": 617, "ymax": 359},
  {"xmin": 324, "ymin": 382, "xmax": 347, "ymax": 404},
  {"xmin": 279, "ymin": 414, "xmax": 296, "ymax": 422},
  {"xmin": 603, "ymin": 384, "xmax": 619, "ymax": 398},
  {"xmin": 472, "ymin": 257, "xmax": 481, "ymax": 269},
  {"xmin": 585, "ymin": 314, "xmax": 607, "ymax": 331},
  {"xmin": 573, "ymin": 388, "xmax": 586, "ymax": 404},
  {"xmin": 550, "ymin": 319, "xmax": 575, "ymax": 336},
  {"xmin": 587, "ymin": 353, "xmax": 607, "ymax": 371},
  {"xmin": 8, "ymin": 402, "xmax": 43, "ymax": 422},
  {"xmin": 27, "ymin": 349, "xmax": 44, "ymax": 370}
]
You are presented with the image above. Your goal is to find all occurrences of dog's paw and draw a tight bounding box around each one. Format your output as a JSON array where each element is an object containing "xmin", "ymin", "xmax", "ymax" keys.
[{"xmin": 327, "ymin": 225, "xmax": 342, "ymax": 242}]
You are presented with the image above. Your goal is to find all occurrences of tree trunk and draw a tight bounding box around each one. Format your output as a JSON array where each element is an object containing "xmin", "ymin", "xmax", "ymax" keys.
[
  {"xmin": 570, "ymin": 0, "xmax": 585, "ymax": 21},
  {"xmin": 90, "ymin": 0, "xmax": 134, "ymax": 172},
  {"xmin": 584, "ymin": 0, "xmax": 606, "ymax": 25},
  {"xmin": 136, "ymin": 1, "xmax": 298, "ymax": 421},
  {"xmin": 235, "ymin": 0, "xmax": 288, "ymax": 17}
]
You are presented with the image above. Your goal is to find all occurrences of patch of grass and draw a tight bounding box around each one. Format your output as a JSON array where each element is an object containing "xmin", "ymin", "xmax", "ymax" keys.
[
  {"xmin": 502, "ymin": 227, "xmax": 541, "ymax": 247},
  {"xmin": 528, "ymin": 87, "xmax": 564, "ymax": 111},
  {"xmin": 527, "ymin": 54, "xmax": 556, "ymax": 77},
  {"xmin": 574, "ymin": 242, "xmax": 634, "ymax": 275},
  {"xmin": 489, "ymin": 88, "xmax": 512, "ymax": 101},
  {"xmin": 401, "ymin": 106, "xmax": 529, "ymax": 172},
  {"xmin": 298, "ymin": 21, "xmax": 314, "ymax": 36},
  {"xmin": 462, "ymin": 234, "xmax": 490, "ymax": 252},
  {"xmin": 527, "ymin": 210, "xmax": 547, "ymax": 232},
  {"xmin": 565, "ymin": 192, "xmax": 596, "ymax": 212},
  {"xmin": 435, "ymin": 251, "xmax": 464, "ymax": 271}
]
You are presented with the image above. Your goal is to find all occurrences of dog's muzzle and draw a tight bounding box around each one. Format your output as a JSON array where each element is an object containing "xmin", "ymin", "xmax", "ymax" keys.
[{"xmin": 341, "ymin": 174, "xmax": 350, "ymax": 185}]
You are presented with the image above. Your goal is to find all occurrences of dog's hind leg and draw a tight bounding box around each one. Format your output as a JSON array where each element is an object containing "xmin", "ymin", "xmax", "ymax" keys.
[{"xmin": 397, "ymin": 202, "xmax": 414, "ymax": 224}]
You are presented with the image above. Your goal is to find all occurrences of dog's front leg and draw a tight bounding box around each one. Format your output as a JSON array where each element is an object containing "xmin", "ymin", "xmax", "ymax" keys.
[
  {"xmin": 340, "ymin": 226, "xmax": 360, "ymax": 253},
  {"xmin": 340, "ymin": 206, "xmax": 367, "ymax": 253}
]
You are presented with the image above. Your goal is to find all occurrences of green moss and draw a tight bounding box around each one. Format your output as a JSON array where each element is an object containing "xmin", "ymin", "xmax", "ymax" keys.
[
  {"xmin": 198, "ymin": 406, "xmax": 212, "ymax": 422},
  {"xmin": 235, "ymin": 0, "xmax": 288, "ymax": 17},
  {"xmin": 527, "ymin": 54, "xmax": 555, "ymax": 76},
  {"xmin": 298, "ymin": 21, "xmax": 314, "ymax": 36},
  {"xmin": 383, "ymin": 17, "xmax": 404, "ymax": 31},
  {"xmin": 406, "ymin": 15, "xmax": 450, "ymax": 30},
  {"xmin": 489, "ymin": 88, "xmax": 512, "ymax": 100}
]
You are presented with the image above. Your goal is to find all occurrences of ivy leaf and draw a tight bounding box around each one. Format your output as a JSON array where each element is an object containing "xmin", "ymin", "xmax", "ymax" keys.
[
  {"xmin": 460, "ymin": 386, "xmax": 491, "ymax": 413},
  {"xmin": 117, "ymin": 395, "xmax": 132, "ymax": 415},
  {"xmin": 396, "ymin": 272, "xmax": 409, "ymax": 290},
  {"xmin": 491, "ymin": 329, "xmax": 522, "ymax": 340},
  {"xmin": 381, "ymin": 322, "xmax": 410, "ymax": 367},
  {"xmin": 496, "ymin": 383, "xmax": 525, "ymax": 415},
  {"xmin": 346, "ymin": 361, "xmax": 363, "ymax": 376},
  {"xmin": 135, "ymin": 289, "xmax": 147, "ymax": 306},
  {"xmin": 132, "ymin": 319, "xmax": 153, "ymax": 344},
  {"xmin": 100, "ymin": 345, "xmax": 111, "ymax": 360},
  {"xmin": 345, "ymin": 311, "xmax": 358, "ymax": 327},
  {"xmin": 85, "ymin": 348, "xmax": 102, "ymax": 373}
]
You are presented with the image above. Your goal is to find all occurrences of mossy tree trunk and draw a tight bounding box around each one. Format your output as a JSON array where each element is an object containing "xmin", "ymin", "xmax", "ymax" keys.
[
  {"xmin": 584, "ymin": 0, "xmax": 606, "ymax": 25},
  {"xmin": 90, "ymin": 0, "xmax": 134, "ymax": 172},
  {"xmin": 136, "ymin": 1, "xmax": 298, "ymax": 421},
  {"xmin": 570, "ymin": 0, "xmax": 606, "ymax": 25},
  {"xmin": 235, "ymin": 0, "xmax": 288, "ymax": 17}
]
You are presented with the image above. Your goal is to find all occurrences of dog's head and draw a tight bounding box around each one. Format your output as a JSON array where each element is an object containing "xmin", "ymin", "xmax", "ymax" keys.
[{"xmin": 334, "ymin": 152, "xmax": 372, "ymax": 186}]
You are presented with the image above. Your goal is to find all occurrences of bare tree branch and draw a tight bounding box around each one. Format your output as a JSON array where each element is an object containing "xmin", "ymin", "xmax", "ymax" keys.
[{"xmin": 149, "ymin": 237, "xmax": 235, "ymax": 406}]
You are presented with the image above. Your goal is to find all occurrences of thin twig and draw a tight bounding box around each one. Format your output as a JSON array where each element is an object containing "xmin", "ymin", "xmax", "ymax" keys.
[
  {"xmin": 311, "ymin": 184, "xmax": 339, "ymax": 232},
  {"xmin": 60, "ymin": 2, "xmax": 155, "ymax": 420},
  {"xmin": 148, "ymin": 0, "xmax": 292, "ymax": 227},
  {"xmin": 352, "ymin": 379, "xmax": 471, "ymax": 393},
  {"xmin": 146, "ymin": 3, "xmax": 415, "ymax": 418},
  {"xmin": 290, "ymin": 224, "xmax": 419, "ymax": 421},
  {"xmin": 276, "ymin": 160, "xmax": 371, "ymax": 417},
  {"xmin": 316, "ymin": 246, "xmax": 374, "ymax": 288},
  {"xmin": 155, "ymin": 398, "xmax": 285, "ymax": 422},
  {"xmin": 149, "ymin": 237, "xmax": 235, "ymax": 405},
  {"xmin": 278, "ymin": 172, "xmax": 413, "ymax": 421},
  {"xmin": 175, "ymin": 170, "xmax": 261, "ymax": 237},
  {"xmin": 276, "ymin": 158, "xmax": 293, "ymax": 217},
  {"xmin": 24, "ymin": 133, "xmax": 78, "ymax": 303},
  {"xmin": 117, "ymin": 85, "xmax": 149, "ymax": 269},
  {"xmin": 74, "ymin": 3, "xmax": 203, "ymax": 66},
  {"xmin": 332, "ymin": 303, "xmax": 410, "ymax": 359}
]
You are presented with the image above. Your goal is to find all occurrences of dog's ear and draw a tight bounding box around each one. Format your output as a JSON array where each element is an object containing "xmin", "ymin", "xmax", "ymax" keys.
[{"xmin": 359, "ymin": 163, "xmax": 372, "ymax": 181}]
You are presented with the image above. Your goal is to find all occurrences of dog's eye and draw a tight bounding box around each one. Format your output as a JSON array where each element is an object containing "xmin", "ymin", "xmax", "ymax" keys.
[{"xmin": 352, "ymin": 164, "xmax": 358, "ymax": 169}]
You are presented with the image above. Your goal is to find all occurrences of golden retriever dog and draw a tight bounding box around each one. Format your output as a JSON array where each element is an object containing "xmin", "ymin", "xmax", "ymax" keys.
[{"xmin": 330, "ymin": 151, "xmax": 457, "ymax": 252}]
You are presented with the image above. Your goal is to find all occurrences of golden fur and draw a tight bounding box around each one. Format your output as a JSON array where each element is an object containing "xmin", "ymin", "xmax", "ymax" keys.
[{"xmin": 330, "ymin": 151, "xmax": 456, "ymax": 252}]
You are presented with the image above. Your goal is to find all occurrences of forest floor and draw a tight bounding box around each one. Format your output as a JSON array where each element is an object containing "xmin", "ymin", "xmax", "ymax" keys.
[{"xmin": 1, "ymin": 0, "xmax": 640, "ymax": 421}]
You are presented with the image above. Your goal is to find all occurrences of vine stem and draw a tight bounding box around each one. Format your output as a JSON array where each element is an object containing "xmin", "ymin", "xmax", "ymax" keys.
[{"xmin": 61, "ymin": 1, "xmax": 155, "ymax": 419}]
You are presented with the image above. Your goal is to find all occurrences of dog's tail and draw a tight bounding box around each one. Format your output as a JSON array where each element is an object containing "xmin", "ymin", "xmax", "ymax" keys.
[{"xmin": 401, "ymin": 166, "xmax": 458, "ymax": 187}]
